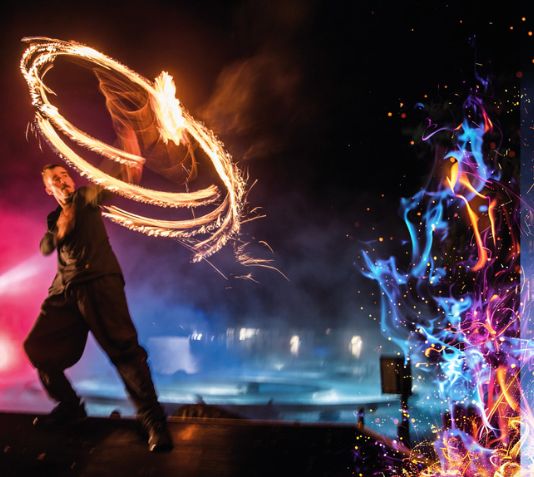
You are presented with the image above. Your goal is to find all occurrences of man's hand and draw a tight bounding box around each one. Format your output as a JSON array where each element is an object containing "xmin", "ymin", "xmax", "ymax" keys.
[{"xmin": 56, "ymin": 204, "xmax": 75, "ymax": 240}]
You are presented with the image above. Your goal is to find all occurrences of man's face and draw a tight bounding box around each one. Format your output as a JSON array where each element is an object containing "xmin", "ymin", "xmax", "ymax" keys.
[{"xmin": 43, "ymin": 167, "xmax": 76, "ymax": 204}]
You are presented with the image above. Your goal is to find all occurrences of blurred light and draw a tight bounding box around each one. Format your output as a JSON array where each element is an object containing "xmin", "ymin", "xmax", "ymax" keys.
[
  {"xmin": 273, "ymin": 362, "xmax": 285, "ymax": 371},
  {"xmin": 148, "ymin": 336, "xmax": 198, "ymax": 374},
  {"xmin": 312, "ymin": 390, "xmax": 340, "ymax": 404},
  {"xmin": 290, "ymin": 335, "xmax": 300, "ymax": 356},
  {"xmin": 239, "ymin": 328, "xmax": 259, "ymax": 341},
  {"xmin": 0, "ymin": 255, "xmax": 42, "ymax": 295},
  {"xmin": 190, "ymin": 332, "xmax": 203, "ymax": 341},
  {"xmin": 0, "ymin": 335, "xmax": 16, "ymax": 371},
  {"xmin": 350, "ymin": 335, "xmax": 363, "ymax": 358}
]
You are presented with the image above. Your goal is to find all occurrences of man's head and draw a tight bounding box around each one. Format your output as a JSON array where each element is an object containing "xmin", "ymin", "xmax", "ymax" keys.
[{"xmin": 41, "ymin": 164, "xmax": 76, "ymax": 205}]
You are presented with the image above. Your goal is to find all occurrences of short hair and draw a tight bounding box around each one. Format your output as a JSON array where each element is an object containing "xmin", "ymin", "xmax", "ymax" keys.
[
  {"xmin": 41, "ymin": 163, "xmax": 64, "ymax": 175},
  {"xmin": 41, "ymin": 163, "xmax": 66, "ymax": 185}
]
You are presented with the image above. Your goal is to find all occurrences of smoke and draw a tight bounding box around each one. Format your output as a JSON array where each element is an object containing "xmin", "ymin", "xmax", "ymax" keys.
[
  {"xmin": 200, "ymin": 52, "xmax": 301, "ymax": 161},
  {"xmin": 104, "ymin": 186, "xmax": 388, "ymax": 341},
  {"xmin": 198, "ymin": 0, "xmax": 315, "ymax": 162}
]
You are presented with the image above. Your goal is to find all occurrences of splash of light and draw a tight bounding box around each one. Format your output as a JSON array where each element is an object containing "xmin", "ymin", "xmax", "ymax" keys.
[
  {"xmin": 0, "ymin": 334, "xmax": 17, "ymax": 372},
  {"xmin": 361, "ymin": 92, "xmax": 533, "ymax": 476},
  {"xmin": 20, "ymin": 37, "xmax": 249, "ymax": 263},
  {"xmin": 350, "ymin": 335, "xmax": 363, "ymax": 358},
  {"xmin": 0, "ymin": 255, "xmax": 43, "ymax": 295},
  {"xmin": 290, "ymin": 335, "xmax": 301, "ymax": 356}
]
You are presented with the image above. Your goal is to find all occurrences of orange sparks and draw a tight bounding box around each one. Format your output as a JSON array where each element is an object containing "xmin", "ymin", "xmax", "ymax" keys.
[{"xmin": 21, "ymin": 37, "xmax": 249, "ymax": 263}]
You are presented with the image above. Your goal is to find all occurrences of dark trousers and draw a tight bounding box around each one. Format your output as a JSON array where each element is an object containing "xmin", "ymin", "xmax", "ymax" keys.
[{"xmin": 24, "ymin": 274, "xmax": 164, "ymax": 424}]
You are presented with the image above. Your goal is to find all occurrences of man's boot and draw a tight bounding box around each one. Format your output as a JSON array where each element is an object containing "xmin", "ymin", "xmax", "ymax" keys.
[
  {"xmin": 144, "ymin": 417, "xmax": 174, "ymax": 452},
  {"xmin": 33, "ymin": 399, "xmax": 87, "ymax": 429}
]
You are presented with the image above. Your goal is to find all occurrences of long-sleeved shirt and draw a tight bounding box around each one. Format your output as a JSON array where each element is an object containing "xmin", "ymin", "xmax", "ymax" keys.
[{"xmin": 40, "ymin": 186, "xmax": 123, "ymax": 294}]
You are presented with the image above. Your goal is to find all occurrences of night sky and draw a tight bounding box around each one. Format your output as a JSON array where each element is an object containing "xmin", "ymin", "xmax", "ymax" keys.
[{"xmin": 0, "ymin": 1, "xmax": 530, "ymax": 374}]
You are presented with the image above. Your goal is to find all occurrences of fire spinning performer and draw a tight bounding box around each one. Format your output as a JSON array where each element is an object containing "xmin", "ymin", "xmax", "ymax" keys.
[{"xmin": 23, "ymin": 163, "xmax": 174, "ymax": 453}]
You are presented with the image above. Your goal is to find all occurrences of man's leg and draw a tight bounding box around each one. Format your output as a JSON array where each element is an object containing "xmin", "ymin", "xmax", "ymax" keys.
[
  {"xmin": 24, "ymin": 290, "xmax": 89, "ymax": 424},
  {"xmin": 75, "ymin": 275, "xmax": 172, "ymax": 451}
]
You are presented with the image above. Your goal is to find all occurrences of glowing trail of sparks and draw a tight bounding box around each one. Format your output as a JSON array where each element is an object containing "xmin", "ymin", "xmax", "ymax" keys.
[{"xmin": 20, "ymin": 37, "xmax": 248, "ymax": 263}]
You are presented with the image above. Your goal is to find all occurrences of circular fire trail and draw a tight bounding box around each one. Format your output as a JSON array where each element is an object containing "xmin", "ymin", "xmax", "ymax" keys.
[{"xmin": 20, "ymin": 37, "xmax": 247, "ymax": 263}]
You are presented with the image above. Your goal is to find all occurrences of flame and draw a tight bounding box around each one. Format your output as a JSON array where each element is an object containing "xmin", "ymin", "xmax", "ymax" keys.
[
  {"xmin": 152, "ymin": 71, "xmax": 186, "ymax": 146},
  {"xmin": 456, "ymin": 193, "xmax": 487, "ymax": 272},
  {"xmin": 20, "ymin": 37, "xmax": 250, "ymax": 263},
  {"xmin": 447, "ymin": 159, "xmax": 459, "ymax": 192},
  {"xmin": 361, "ymin": 93, "xmax": 531, "ymax": 476}
]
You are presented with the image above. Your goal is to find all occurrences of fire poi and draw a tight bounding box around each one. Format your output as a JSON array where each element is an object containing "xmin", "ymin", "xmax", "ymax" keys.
[{"xmin": 20, "ymin": 37, "xmax": 247, "ymax": 264}]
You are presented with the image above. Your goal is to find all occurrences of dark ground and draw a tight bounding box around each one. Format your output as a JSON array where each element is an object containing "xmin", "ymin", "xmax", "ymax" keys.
[{"xmin": 0, "ymin": 411, "xmax": 413, "ymax": 477}]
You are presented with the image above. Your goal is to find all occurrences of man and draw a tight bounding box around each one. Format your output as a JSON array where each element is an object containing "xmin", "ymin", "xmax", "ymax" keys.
[{"xmin": 23, "ymin": 163, "xmax": 173, "ymax": 452}]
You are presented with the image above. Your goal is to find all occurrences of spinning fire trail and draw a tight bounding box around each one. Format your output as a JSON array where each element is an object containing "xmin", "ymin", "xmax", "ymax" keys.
[
  {"xmin": 20, "ymin": 37, "xmax": 250, "ymax": 265},
  {"xmin": 362, "ymin": 91, "xmax": 532, "ymax": 476}
]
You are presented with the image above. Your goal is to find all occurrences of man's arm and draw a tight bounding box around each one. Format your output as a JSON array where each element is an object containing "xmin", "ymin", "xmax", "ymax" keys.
[
  {"xmin": 82, "ymin": 157, "xmax": 143, "ymax": 207},
  {"xmin": 39, "ymin": 211, "xmax": 60, "ymax": 256},
  {"xmin": 39, "ymin": 231, "xmax": 57, "ymax": 255},
  {"xmin": 82, "ymin": 184, "xmax": 113, "ymax": 207}
]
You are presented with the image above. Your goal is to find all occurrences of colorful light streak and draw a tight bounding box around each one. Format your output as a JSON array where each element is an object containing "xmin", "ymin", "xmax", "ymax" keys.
[
  {"xmin": 20, "ymin": 37, "xmax": 249, "ymax": 263},
  {"xmin": 361, "ymin": 92, "xmax": 532, "ymax": 476},
  {"xmin": 0, "ymin": 255, "xmax": 43, "ymax": 296}
]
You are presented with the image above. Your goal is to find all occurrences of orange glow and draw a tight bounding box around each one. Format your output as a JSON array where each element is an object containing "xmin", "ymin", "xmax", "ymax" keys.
[
  {"xmin": 496, "ymin": 366, "xmax": 519, "ymax": 412},
  {"xmin": 457, "ymin": 194, "xmax": 487, "ymax": 271},
  {"xmin": 481, "ymin": 109, "xmax": 493, "ymax": 133},
  {"xmin": 488, "ymin": 199, "xmax": 497, "ymax": 247},
  {"xmin": 459, "ymin": 173, "xmax": 486, "ymax": 199},
  {"xmin": 152, "ymin": 71, "xmax": 186, "ymax": 146},
  {"xmin": 446, "ymin": 160, "xmax": 459, "ymax": 192}
]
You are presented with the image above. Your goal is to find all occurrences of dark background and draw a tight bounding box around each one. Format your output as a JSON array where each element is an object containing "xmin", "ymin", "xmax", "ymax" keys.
[{"xmin": 0, "ymin": 1, "xmax": 529, "ymax": 346}]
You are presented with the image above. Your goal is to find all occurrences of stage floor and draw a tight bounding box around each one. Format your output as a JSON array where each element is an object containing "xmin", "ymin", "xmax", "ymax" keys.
[{"xmin": 0, "ymin": 411, "xmax": 411, "ymax": 477}]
